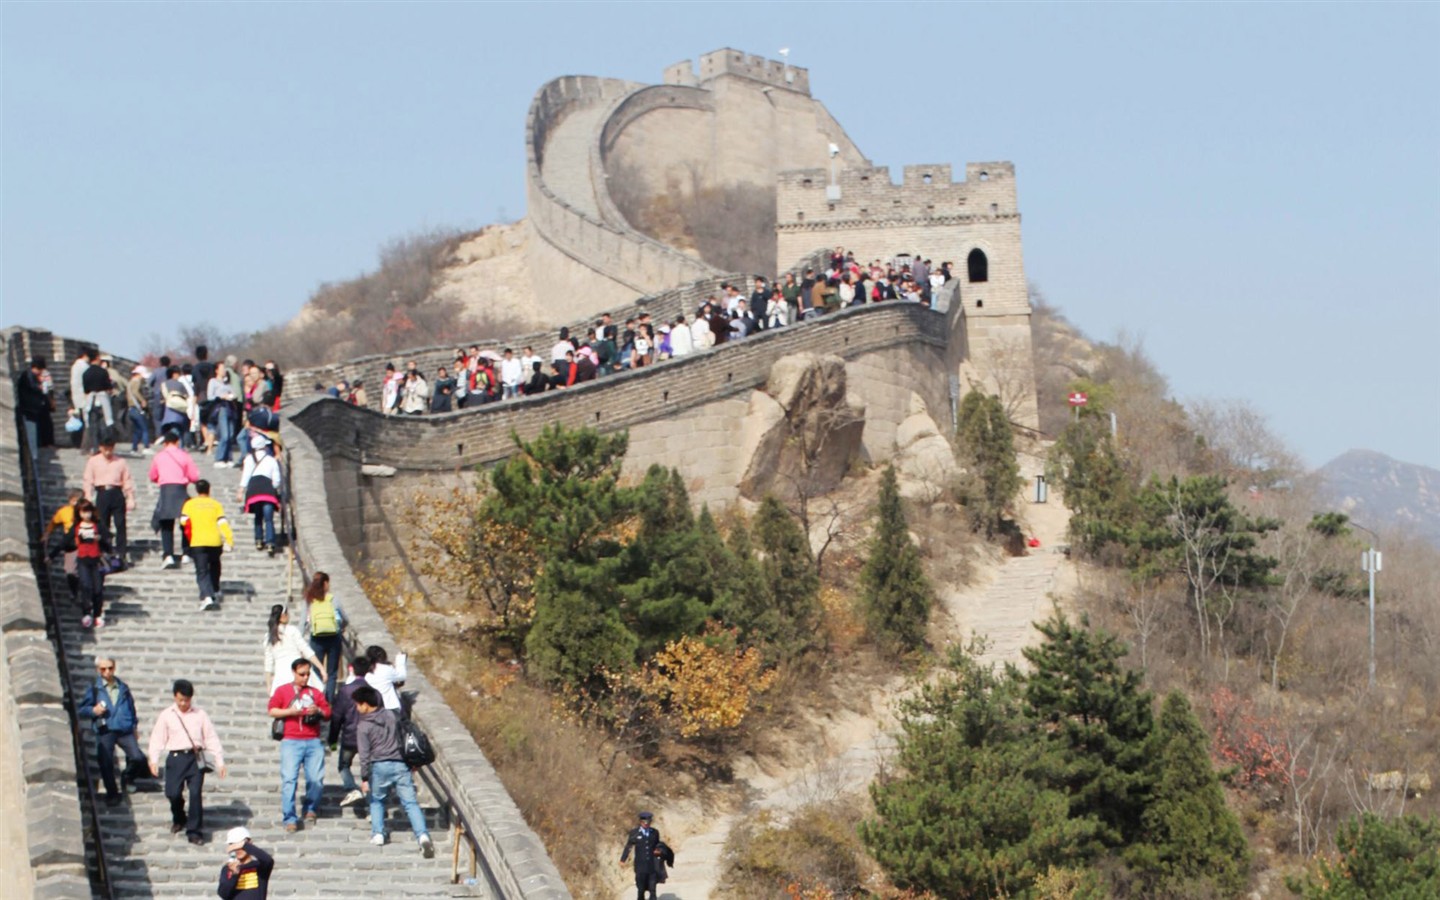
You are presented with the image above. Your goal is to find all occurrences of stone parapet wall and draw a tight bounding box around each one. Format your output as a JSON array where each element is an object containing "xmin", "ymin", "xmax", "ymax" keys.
[
  {"xmin": 284, "ymin": 248, "xmax": 834, "ymax": 408},
  {"xmin": 524, "ymin": 75, "xmax": 717, "ymax": 313},
  {"xmin": 2, "ymin": 328, "xmax": 97, "ymax": 899},
  {"xmin": 283, "ymin": 418, "xmax": 571, "ymax": 900},
  {"xmin": 287, "ymin": 301, "xmax": 948, "ymax": 473}
]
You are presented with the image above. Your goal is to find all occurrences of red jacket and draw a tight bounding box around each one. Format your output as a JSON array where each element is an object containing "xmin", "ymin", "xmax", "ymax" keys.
[{"xmin": 267, "ymin": 682, "xmax": 331, "ymax": 740}]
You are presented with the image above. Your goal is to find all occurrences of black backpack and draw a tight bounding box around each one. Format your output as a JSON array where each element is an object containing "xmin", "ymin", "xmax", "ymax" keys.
[{"xmin": 398, "ymin": 715, "xmax": 435, "ymax": 768}]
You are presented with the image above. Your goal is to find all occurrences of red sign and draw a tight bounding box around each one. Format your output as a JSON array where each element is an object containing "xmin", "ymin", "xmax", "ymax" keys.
[{"xmin": 1068, "ymin": 392, "xmax": 1088, "ymax": 407}]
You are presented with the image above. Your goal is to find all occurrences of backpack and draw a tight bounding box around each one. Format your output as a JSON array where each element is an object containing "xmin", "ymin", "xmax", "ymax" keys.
[{"xmin": 398, "ymin": 715, "xmax": 435, "ymax": 768}]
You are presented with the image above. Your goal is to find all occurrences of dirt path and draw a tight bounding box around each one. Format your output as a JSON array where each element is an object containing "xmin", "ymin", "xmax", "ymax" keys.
[{"xmin": 634, "ymin": 449, "xmax": 1074, "ymax": 899}]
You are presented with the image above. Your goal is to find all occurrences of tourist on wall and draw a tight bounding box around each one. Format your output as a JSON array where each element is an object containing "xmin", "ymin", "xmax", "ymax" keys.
[
  {"xmin": 431, "ymin": 366, "xmax": 456, "ymax": 413},
  {"xmin": 148, "ymin": 678, "xmax": 226, "ymax": 845},
  {"xmin": 263, "ymin": 604, "xmax": 327, "ymax": 696},
  {"xmin": 500, "ymin": 348, "xmax": 523, "ymax": 399},
  {"xmin": 83, "ymin": 436, "xmax": 136, "ymax": 568},
  {"xmin": 329, "ymin": 654, "xmax": 371, "ymax": 809},
  {"xmin": 302, "ymin": 572, "xmax": 345, "ymax": 703},
  {"xmin": 217, "ymin": 827, "xmax": 273, "ymax": 899},
  {"xmin": 180, "ymin": 479, "xmax": 234, "ymax": 611},
  {"xmin": 354, "ymin": 685, "xmax": 434, "ymax": 856},
  {"xmin": 268, "ymin": 659, "xmax": 331, "ymax": 833},
  {"xmin": 126, "ymin": 365, "xmax": 152, "ymax": 454},
  {"xmin": 150, "ymin": 429, "xmax": 200, "ymax": 569},
  {"xmin": 237, "ymin": 444, "xmax": 282, "ymax": 555},
  {"xmin": 79, "ymin": 656, "xmax": 151, "ymax": 805},
  {"xmin": 399, "ymin": 368, "xmax": 430, "ymax": 415}
]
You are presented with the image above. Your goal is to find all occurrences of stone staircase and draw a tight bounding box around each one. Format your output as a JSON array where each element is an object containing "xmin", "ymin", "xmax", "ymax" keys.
[{"xmin": 37, "ymin": 447, "xmax": 477, "ymax": 898}]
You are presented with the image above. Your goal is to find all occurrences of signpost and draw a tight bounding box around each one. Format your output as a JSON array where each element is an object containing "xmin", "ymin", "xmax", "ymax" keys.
[{"xmin": 1068, "ymin": 391, "xmax": 1087, "ymax": 423}]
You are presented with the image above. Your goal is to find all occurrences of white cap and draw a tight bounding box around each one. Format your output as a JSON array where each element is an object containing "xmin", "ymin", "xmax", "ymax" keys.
[{"xmin": 225, "ymin": 826, "xmax": 251, "ymax": 849}]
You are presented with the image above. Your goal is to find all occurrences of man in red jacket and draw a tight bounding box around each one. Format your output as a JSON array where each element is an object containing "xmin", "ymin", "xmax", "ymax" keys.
[{"xmin": 267, "ymin": 659, "xmax": 331, "ymax": 832}]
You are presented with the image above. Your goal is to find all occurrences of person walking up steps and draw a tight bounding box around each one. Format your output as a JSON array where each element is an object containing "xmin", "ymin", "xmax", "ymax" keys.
[
  {"xmin": 149, "ymin": 428, "xmax": 199, "ymax": 568},
  {"xmin": 84, "ymin": 436, "xmax": 136, "ymax": 570},
  {"xmin": 303, "ymin": 572, "xmax": 344, "ymax": 702},
  {"xmin": 237, "ymin": 445, "xmax": 282, "ymax": 555},
  {"xmin": 329, "ymin": 655, "xmax": 371, "ymax": 809},
  {"xmin": 180, "ymin": 480, "xmax": 234, "ymax": 611},
  {"xmin": 148, "ymin": 678, "xmax": 226, "ymax": 845},
  {"xmin": 78, "ymin": 656, "xmax": 150, "ymax": 805},
  {"xmin": 353, "ymin": 685, "xmax": 434, "ymax": 857}
]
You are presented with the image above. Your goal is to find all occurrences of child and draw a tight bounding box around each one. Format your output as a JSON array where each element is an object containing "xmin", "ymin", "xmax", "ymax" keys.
[
  {"xmin": 68, "ymin": 499, "xmax": 111, "ymax": 628},
  {"xmin": 43, "ymin": 489, "xmax": 84, "ymax": 601}
]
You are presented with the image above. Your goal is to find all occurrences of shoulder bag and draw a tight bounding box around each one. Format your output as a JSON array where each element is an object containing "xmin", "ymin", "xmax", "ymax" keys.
[{"xmin": 171, "ymin": 709, "xmax": 215, "ymax": 773}]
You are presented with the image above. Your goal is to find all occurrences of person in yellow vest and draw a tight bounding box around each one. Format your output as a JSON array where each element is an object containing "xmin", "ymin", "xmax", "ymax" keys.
[
  {"xmin": 303, "ymin": 572, "xmax": 345, "ymax": 703},
  {"xmin": 180, "ymin": 479, "xmax": 234, "ymax": 612}
]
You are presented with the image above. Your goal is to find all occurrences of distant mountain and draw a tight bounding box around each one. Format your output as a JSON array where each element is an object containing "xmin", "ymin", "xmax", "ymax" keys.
[{"xmin": 1315, "ymin": 450, "xmax": 1440, "ymax": 548}]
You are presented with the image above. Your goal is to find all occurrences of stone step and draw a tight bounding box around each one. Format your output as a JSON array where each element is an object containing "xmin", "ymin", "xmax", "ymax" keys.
[{"xmin": 37, "ymin": 447, "xmax": 479, "ymax": 898}]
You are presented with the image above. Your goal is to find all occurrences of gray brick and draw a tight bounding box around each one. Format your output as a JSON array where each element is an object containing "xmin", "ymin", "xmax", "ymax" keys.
[
  {"xmin": 0, "ymin": 569, "xmax": 45, "ymax": 633},
  {"xmin": 18, "ymin": 705, "xmax": 74, "ymax": 784},
  {"xmin": 26, "ymin": 782, "xmax": 86, "ymax": 868}
]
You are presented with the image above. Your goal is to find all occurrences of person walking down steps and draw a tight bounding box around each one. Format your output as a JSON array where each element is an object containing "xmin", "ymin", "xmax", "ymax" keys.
[
  {"xmin": 148, "ymin": 678, "xmax": 226, "ymax": 845},
  {"xmin": 620, "ymin": 811, "xmax": 665, "ymax": 900}
]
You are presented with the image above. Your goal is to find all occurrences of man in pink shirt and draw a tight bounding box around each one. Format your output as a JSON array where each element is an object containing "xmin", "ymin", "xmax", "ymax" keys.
[
  {"xmin": 83, "ymin": 436, "xmax": 136, "ymax": 568},
  {"xmin": 148, "ymin": 429, "xmax": 199, "ymax": 568},
  {"xmin": 147, "ymin": 678, "xmax": 225, "ymax": 845}
]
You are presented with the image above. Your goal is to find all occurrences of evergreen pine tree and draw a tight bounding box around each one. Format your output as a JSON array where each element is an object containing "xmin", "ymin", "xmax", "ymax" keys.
[
  {"xmin": 1126, "ymin": 691, "xmax": 1250, "ymax": 897},
  {"xmin": 861, "ymin": 649, "xmax": 1098, "ymax": 898},
  {"xmin": 955, "ymin": 391, "xmax": 1023, "ymax": 536},
  {"xmin": 752, "ymin": 496, "xmax": 821, "ymax": 657},
  {"xmin": 620, "ymin": 465, "xmax": 713, "ymax": 655},
  {"xmin": 713, "ymin": 514, "xmax": 778, "ymax": 651},
  {"xmin": 1022, "ymin": 612, "xmax": 1154, "ymax": 850},
  {"xmin": 860, "ymin": 465, "xmax": 935, "ymax": 653}
]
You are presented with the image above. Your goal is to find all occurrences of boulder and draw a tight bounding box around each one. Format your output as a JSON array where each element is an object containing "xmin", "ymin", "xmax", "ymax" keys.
[
  {"xmin": 894, "ymin": 401, "xmax": 957, "ymax": 502},
  {"xmin": 739, "ymin": 354, "xmax": 865, "ymax": 501}
]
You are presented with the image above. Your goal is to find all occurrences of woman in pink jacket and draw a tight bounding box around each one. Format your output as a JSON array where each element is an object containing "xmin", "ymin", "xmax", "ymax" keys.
[{"xmin": 148, "ymin": 428, "xmax": 199, "ymax": 568}]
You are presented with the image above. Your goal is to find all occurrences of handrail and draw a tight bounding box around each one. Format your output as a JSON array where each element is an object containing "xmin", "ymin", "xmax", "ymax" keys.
[
  {"xmin": 278, "ymin": 440, "xmax": 499, "ymax": 892},
  {"xmin": 16, "ymin": 415, "xmax": 115, "ymax": 900}
]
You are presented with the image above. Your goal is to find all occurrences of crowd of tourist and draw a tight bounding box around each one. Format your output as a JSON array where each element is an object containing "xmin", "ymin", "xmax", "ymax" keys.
[{"xmin": 313, "ymin": 247, "xmax": 954, "ymax": 414}]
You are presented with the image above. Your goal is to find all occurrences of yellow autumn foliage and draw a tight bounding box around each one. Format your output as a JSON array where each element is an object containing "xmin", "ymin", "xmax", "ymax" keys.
[{"xmin": 636, "ymin": 626, "xmax": 777, "ymax": 739}]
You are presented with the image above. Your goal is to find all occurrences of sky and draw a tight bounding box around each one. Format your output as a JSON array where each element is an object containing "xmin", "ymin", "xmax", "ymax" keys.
[{"xmin": 3, "ymin": 2, "xmax": 1438, "ymax": 470}]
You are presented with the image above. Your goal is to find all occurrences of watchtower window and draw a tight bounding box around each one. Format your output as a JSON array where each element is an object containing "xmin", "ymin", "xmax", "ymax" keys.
[
  {"xmin": 967, "ymin": 248, "xmax": 989, "ymax": 283},
  {"xmin": 922, "ymin": 173, "xmax": 933, "ymax": 184},
  {"xmin": 979, "ymin": 171, "xmax": 990, "ymax": 182},
  {"xmin": 802, "ymin": 178, "xmax": 813, "ymax": 186}
]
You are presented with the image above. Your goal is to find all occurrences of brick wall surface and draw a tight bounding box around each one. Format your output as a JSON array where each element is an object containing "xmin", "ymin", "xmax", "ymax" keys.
[{"xmin": 2, "ymin": 328, "xmax": 96, "ymax": 899}]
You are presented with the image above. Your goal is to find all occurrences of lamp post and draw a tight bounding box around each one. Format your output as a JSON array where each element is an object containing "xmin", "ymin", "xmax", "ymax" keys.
[{"xmin": 1351, "ymin": 521, "xmax": 1381, "ymax": 689}]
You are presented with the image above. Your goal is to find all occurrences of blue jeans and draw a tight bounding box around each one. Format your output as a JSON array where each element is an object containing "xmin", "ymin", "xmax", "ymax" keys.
[
  {"xmin": 127, "ymin": 407, "xmax": 150, "ymax": 451},
  {"xmin": 213, "ymin": 405, "xmax": 234, "ymax": 463},
  {"xmin": 253, "ymin": 503, "xmax": 276, "ymax": 546},
  {"xmin": 367, "ymin": 759, "xmax": 428, "ymax": 840},
  {"xmin": 279, "ymin": 738, "xmax": 325, "ymax": 825}
]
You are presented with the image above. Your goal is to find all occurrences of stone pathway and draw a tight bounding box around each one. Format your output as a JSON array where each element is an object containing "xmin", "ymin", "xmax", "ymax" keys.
[
  {"xmin": 538, "ymin": 104, "xmax": 609, "ymax": 219},
  {"xmin": 37, "ymin": 447, "xmax": 476, "ymax": 898}
]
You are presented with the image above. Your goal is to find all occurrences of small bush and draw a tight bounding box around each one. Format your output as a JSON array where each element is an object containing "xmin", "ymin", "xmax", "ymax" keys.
[{"xmin": 721, "ymin": 802, "xmax": 866, "ymax": 899}]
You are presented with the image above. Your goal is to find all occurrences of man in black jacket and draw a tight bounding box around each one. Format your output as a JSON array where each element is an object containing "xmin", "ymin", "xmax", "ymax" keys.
[
  {"xmin": 328, "ymin": 656, "xmax": 371, "ymax": 809},
  {"xmin": 217, "ymin": 827, "xmax": 273, "ymax": 899},
  {"xmin": 620, "ymin": 811, "xmax": 663, "ymax": 900}
]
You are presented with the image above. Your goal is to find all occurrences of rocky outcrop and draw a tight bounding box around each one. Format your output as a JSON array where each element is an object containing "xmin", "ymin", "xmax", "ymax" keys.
[
  {"xmin": 893, "ymin": 392, "xmax": 957, "ymax": 502},
  {"xmin": 739, "ymin": 353, "xmax": 865, "ymax": 501}
]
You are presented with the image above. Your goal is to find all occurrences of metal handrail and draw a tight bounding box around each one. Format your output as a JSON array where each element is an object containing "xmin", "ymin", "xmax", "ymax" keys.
[
  {"xmin": 277, "ymin": 441, "xmax": 498, "ymax": 892},
  {"xmin": 16, "ymin": 422, "xmax": 115, "ymax": 900}
]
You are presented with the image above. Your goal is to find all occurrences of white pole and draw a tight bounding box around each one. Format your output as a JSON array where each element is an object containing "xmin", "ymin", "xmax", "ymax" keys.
[{"xmin": 1353, "ymin": 522, "xmax": 1379, "ymax": 690}]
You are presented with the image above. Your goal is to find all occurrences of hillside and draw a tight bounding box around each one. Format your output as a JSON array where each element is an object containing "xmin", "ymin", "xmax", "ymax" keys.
[{"xmin": 1316, "ymin": 449, "xmax": 1440, "ymax": 547}]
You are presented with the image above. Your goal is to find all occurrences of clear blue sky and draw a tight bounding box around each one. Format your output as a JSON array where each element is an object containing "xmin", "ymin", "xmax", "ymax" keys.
[{"xmin": 3, "ymin": 2, "xmax": 1437, "ymax": 469}]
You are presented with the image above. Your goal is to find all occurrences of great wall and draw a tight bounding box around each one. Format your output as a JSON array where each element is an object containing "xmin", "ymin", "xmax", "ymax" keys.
[{"xmin": 3, "ymin": 49, "xmax": 1040, "ymax": 898}]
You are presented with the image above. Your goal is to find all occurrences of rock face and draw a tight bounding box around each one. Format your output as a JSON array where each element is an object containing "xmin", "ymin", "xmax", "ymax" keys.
[
  {"xmin": 893, "ymin": 392, "xmax": 957, "ymax": 501},
  {"xmin": 739, "ymin": 353, "xmax": 866, "ymax": 500}
]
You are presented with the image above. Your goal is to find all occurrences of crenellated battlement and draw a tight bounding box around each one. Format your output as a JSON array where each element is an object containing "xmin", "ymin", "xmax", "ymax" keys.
[
  {"xmin": 777, "ymin": 160, "xmax": 1018, "ymax": 225},
  {"xmin": 664, "ymin": 48, "xmax": 811, "ymax": 95}
]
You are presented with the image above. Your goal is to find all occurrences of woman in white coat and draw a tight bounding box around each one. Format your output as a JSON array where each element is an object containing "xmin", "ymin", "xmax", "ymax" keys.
[{"xmin": 263, "ymin": 604, "xmax": 326, "ymax": 695}]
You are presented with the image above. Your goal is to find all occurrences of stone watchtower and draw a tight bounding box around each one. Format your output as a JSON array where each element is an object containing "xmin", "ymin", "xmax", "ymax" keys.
[{"xmin": 775, "ymin": 161, "xmax": 1039, "ymax": 429}]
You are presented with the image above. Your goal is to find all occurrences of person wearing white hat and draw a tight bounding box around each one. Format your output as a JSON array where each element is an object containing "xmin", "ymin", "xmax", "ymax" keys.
[
  {"xmin": 217, "ymin": 826, "xmax": 274, "ymax": 899},
  {"xmin": 126, "ymin": 365, "xmax": 153, "ymax": 454}
]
